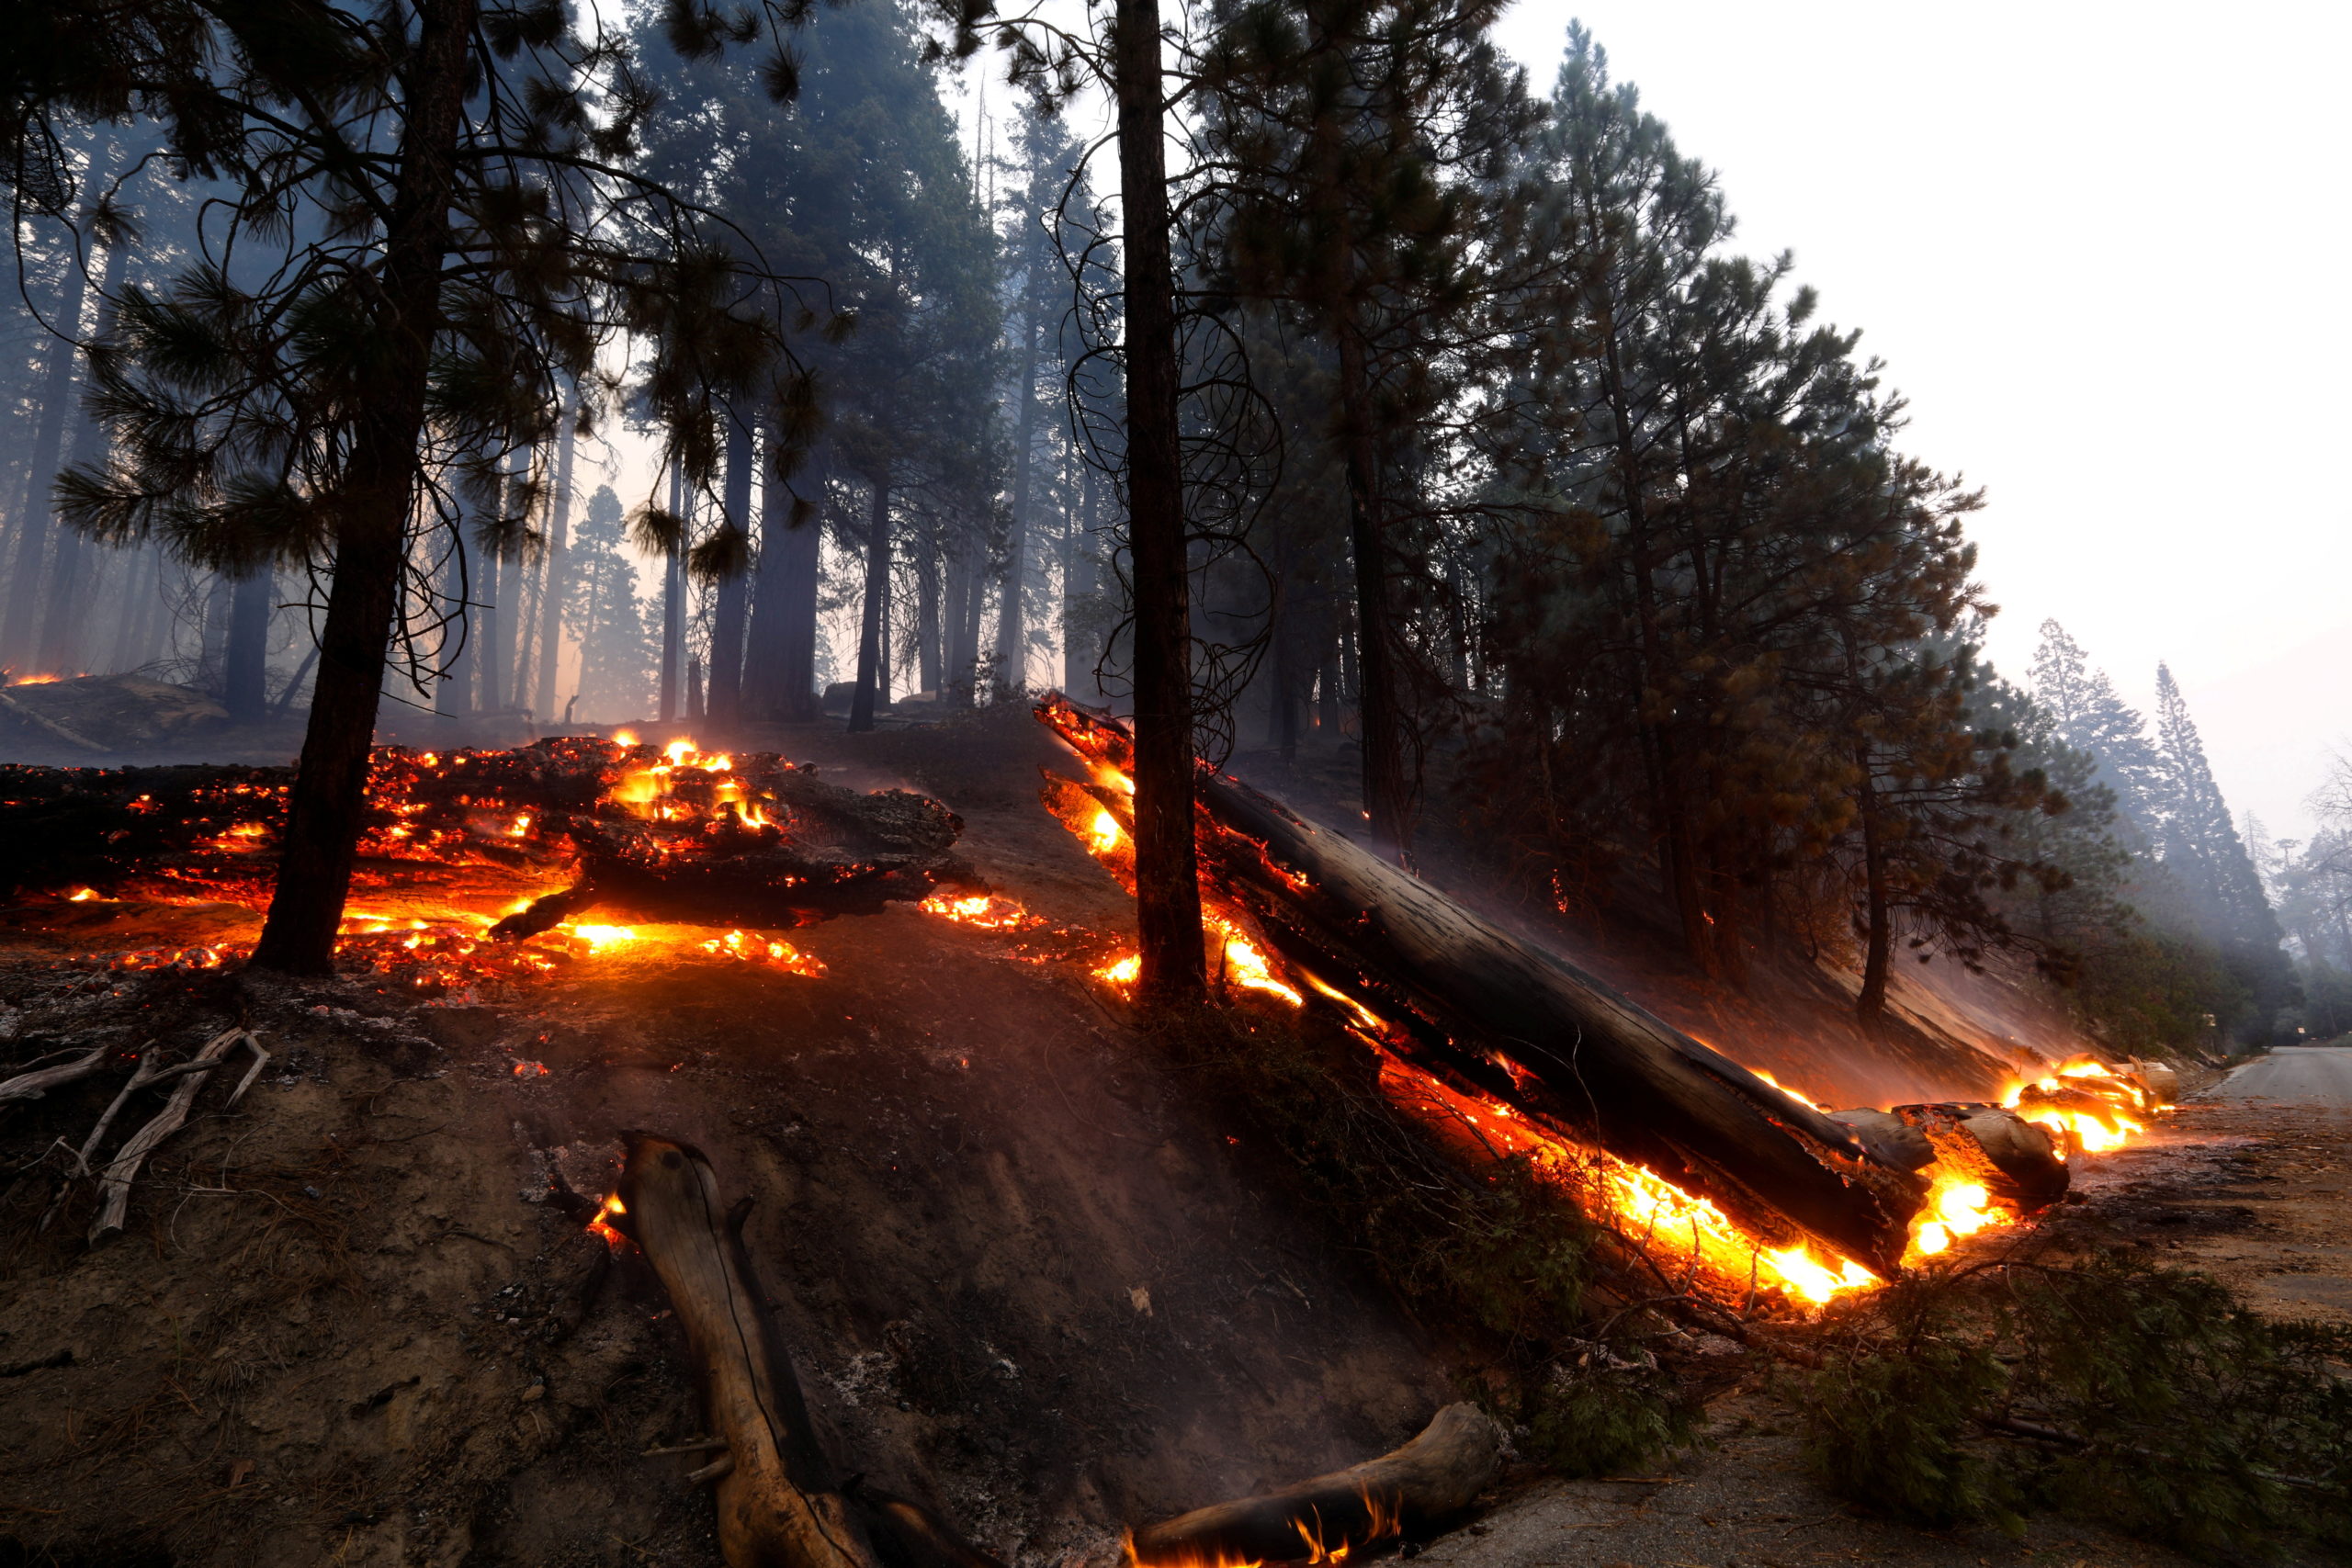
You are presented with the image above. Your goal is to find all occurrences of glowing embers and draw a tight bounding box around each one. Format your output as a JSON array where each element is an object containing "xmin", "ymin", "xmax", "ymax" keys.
[
  {"xmin": 697, "ymin": 929, "xmax": 826, "ymax": 976},
  {"xmin": 2002, "ymin": 1055, "xmax": 2163, "ymax": 1156},
  {"xmin": 1209, "ymin": 919, "xmax": 1303, "ymax": 1007},
  {"xmin": 5, "ymin": 671, "xmax": 74, "ymax": 685},
  {"xmin": 588, "ymin": 1191, "xmax": 629, "ymax": 1248},
  {"xmin": 1124, "ymin": 1488, "xmax": 1401, "ymax": 1568},
  {"xmin": 918, "ymin": 892, "xmax": 1035, "ymax": 931},
  {"xmin": 1372, "ymin": 1052, "xmax": 1880, "ymax": 1308},
  {"xmin": 605, "ymin": 736, "xmax": 764, "ymax": 828},
  {"xmin": 1096, "ymin": 952, "xmax": 1142, "ymax": 987},
  {"xmin": 1907, "ymin": 1176, "xmax": 2009, "ymax": 1259}
]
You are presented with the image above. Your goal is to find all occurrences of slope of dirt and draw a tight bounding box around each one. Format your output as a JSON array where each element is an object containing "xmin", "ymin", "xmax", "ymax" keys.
[{"xmin": 0, "ymin": 710, "xmax": 1448, "ymax": 1568}]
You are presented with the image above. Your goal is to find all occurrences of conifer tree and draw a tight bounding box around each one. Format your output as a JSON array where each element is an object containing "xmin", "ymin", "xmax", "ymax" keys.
[{"xmin": 11, "ymin": 0, "xmax": 862, "ymax": 971}]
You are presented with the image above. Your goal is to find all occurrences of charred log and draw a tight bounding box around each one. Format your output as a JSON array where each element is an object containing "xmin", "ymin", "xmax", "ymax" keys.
[
  {"xmin": 1037, "ymin": 697, "xmax": 1928, "ymax": 1277},
  {"xmin": 1127, "ymin": 1403, "xmax": 1501, "ymax": 1567},
  {"xmin": 1893, "ymin": 1104, "xmax": 2070, "ymax": 1209}
]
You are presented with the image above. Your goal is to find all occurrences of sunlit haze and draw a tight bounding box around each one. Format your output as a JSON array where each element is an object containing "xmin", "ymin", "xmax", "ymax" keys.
[{"xmin": 1484, "ymin": 2, "xmax": 2352, "ymax": 835}]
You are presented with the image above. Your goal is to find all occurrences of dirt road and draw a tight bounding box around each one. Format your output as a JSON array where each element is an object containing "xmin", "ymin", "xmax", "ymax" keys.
[{"xmin": 2209, "ymin": 1043, "xmax": 2352, "ymax": 1103}]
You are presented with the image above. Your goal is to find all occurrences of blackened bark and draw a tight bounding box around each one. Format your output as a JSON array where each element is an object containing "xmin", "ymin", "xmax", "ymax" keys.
[
  {"xmin": 250, "ymin": 0, "xmax": 481, "ymax": 975},
  {"xmin": 1116, "ymin": 0, "xmax": 1204, "ymax": 1010}
]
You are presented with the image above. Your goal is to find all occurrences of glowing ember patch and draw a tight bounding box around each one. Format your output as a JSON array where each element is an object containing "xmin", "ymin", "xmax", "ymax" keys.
[
  {"xmin": 514, "ymin": 1060, "xmax": 550, "ymax": 1077},
  {"xmin": 1211, "ymin": 920, "xmax": 1303, "ymax": 1007},
  {"xmin": 506, "ymin": 813, "xmax": 532, "ymax": 837},
  {"xmin": 66, "ymin": 887, "xmax": 99, "ymax": 902},
  {"xmin": 588, "ymin": 1192, "xmax": 628, "ymax": 1247},
  {"xmin": 2000, "ymin": 1055, "xmax": 2162, "ymax": 1156},
  {"xmin": 562, "ymin": 924, "xmax": 638, "ymax": 953},
  {"xmin": 1089, "ymin": 809, "xmax": 1124, "ymax": 856},
  {"xmin": 1747, "ymin": 1066, "xmax": 1834, "ymax": 1112},
  {"xmin": 1097, "ymin": 952, "xmax": 1141, "ymax": 987},
  {"xmin": 695, "ymin": 930, "xmax": 826, "ymax": 976},
  {"xmin": 918, "ymin": 892, "xmax": 1033, "ymax": 930},
  {"xmin": 611, "ymin": 729, "xmax": 639, "ymax": 747},
  {"xmin": 7, "ymin": 672, "xmax": 72, "ymax": 685}
]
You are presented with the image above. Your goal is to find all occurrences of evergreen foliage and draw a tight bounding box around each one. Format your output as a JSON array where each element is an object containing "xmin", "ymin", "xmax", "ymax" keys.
[{"xmin": 1800, "ymin": 1258, "xmax": 2352, "ymax": 1559}]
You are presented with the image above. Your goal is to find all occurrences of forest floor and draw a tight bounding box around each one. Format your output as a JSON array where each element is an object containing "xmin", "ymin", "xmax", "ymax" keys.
[{"xmin": 0, "ymin": 711, "xmax": 2338, "ymax": 1568}]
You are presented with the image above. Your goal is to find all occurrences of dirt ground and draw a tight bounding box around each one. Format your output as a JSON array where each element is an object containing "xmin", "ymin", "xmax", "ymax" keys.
[
  {"xmin": 2, "ymin": 714, "xmax": 2343, "ymax": 1568},
  {"xmin": 1429, "ymin": 1071, "xmax": 2352, "ymax": 1568}
]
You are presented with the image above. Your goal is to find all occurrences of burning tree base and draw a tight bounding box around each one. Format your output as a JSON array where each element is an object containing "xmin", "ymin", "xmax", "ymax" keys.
[{"xmin": 1033, "ymin": 696, "xmax": 2167, "ymax": 1311}]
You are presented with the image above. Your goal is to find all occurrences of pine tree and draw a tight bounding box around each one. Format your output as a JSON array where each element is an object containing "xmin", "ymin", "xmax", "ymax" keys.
[
  {"xmin": 2028, "ymin": 620, "xmax": 2162, "ymax": 830},
  {"xmin": 2147, "ymin": 662, "xmax": 2294, "ymax": 1029}
]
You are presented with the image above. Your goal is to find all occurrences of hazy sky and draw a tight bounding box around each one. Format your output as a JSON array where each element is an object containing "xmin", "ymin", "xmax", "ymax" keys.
[{"xmin": 1479, "ymin": 2, "xmax": 2352, "ymax": 834}]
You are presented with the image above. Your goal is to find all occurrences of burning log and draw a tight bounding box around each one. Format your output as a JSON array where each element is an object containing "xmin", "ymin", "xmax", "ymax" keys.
[
  {"xmin": 609, "ymin": 1136, "xmax": 1008, "ymax": 1568},
  {"xmin": 0, "ymin": 739, "xmax": 981, "ymax": 942},
  {"xmin": 1035, "ymin": 698, "xmax": 1929, "ymax": 1279},
  {"xmin": 1126, "ymin": 1404, "xmax": 1501, "ymax": 1568}
]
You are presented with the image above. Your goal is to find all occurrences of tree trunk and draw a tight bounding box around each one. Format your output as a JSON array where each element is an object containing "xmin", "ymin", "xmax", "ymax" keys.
[
  {"xmin": 777, "ymin": 463, "xmax": 824, "ymax": 723},
  {"xmin": 1334, "ymin": 321, "xmax": 1410, "ymax": 864},
  {"xmin": 848, "ymin": 478, "xmax": 890, "ymax": 733},
  {"xmin": 1, "ymin": 256, "xmax": 89, "ymax": 671},
  {"xmin": 249, "ymin": 0, "xmax": 481, "ymax": 976},
  {"xmin": 944, "ymin": 521, "xmax": 984, "ymax": 706},
  {"xmin": 994, "ymin": 293, "xmax": 1040, "ymax": 694},
  {"xmin": 532, "ymin": 388, "xmax": 579, "ymax": 721},
  {"xmin": 1115, "ymin": 0, "xmax": 1205, "ymax": 1010},
  {"xmin": 613, "ymin": 1136, "xmax": 886, "ymax": 1568},
  {"xmin": 435, "ymin": 531, "xmax": 472, "ymax": 717},
  {"xmin": 708, "ymin": 413, "xmax": 754, "ymax": 726},
  {"xmin": 1039, "ymin": 704, "xmax": 1929, "ymax": 1274},
  {"xmin": 223, "ymin": 565, "xmax": 274, "ymax": 722},
  {"xmin": 1855, "ymin": 758, "xmax": 1892, "ymax": 1025},
  {"xmin": 479, "ymin": 539, "xmax": 504, "ymax": 714},
  {"xmin": 661, "ymin": 468, "xmax": 685, "ymax": 725}
]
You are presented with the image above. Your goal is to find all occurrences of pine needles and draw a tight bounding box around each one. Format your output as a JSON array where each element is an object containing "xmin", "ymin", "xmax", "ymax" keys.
[{"xmin": 1796, "ymin": 1255, "xmax": 2352, "ymax": 1559}]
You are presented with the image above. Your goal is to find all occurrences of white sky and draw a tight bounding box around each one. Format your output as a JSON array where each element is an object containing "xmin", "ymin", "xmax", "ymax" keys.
[{"xmin": 1480, "ymin": 1, "xmax": 2352, "ymax": 836}]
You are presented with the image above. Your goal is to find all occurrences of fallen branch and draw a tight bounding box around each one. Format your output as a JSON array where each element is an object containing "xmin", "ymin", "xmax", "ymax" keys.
[
  {"xmin": 85, "ymin": 1029, "xmax": 267, "ymax": 1245},
  {"xmin": 0, "ymin": 1043, "xmax": 113, "ymax": 1107}
]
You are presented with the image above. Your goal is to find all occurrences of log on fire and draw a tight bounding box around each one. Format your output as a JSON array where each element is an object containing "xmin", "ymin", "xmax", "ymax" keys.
[
  {"xmin": 0, "ymin": 739, "xmax": 982, "ymax": 934},
  {"xmin": 1039, "ymin": 698, "xmax": 1957, "ymax": 1277}
]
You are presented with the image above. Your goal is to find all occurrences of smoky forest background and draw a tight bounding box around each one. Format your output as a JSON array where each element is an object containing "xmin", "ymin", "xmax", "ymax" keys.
[{"xmin": 2, "ymin": 0, "xmax": 2338, "ymax": 1047}]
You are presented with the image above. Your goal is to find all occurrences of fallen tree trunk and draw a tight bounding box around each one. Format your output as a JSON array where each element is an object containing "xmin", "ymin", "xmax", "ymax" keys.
[
  {"xmin": 1126, "ymin": 1403, "xmax": 1500, "ymax": 1567},
  {"xmin": 1036, "ymin": 698, "xmax": 1929, "ymax": 1276}
]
